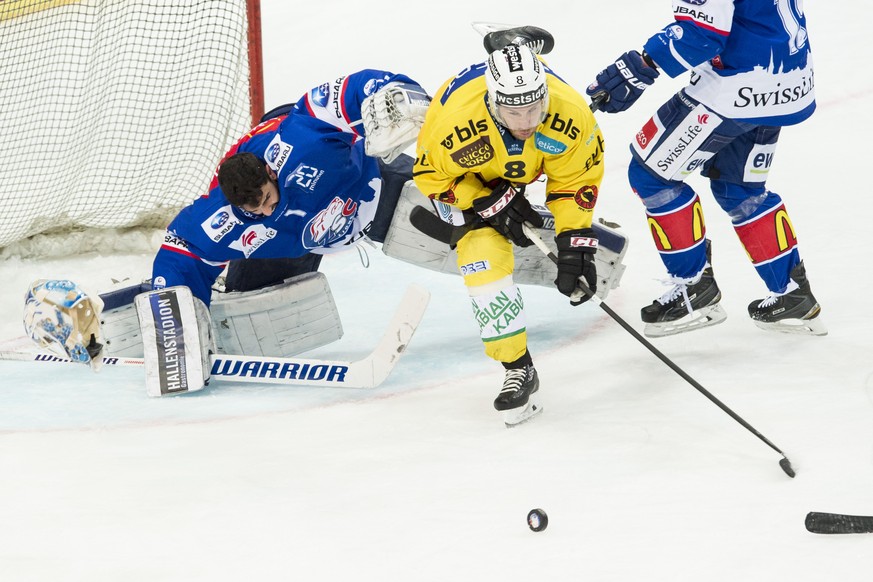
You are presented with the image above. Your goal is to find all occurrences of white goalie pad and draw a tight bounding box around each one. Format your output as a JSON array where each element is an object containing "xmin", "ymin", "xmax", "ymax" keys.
[
  {"xmin": 209, "ymin": 272, "xmax": 343, "ymax": 357},
  {"xmin": 135, "ymin": 286, "xmax": 214, "ymax": 397},
  {"xmin": 23, "ymin": 279, "xmax": 106, "ymax": 370},
  {"xmin": 99, "ymin": 273, "xmax": 343, "ymax": 359},
  {"xmin": 362, "ymin": 82, "xmax": 431, "ymax": 163},
  {"xmin": 382, "ymin": 181, "xmax": 629, "ymax": 299}
]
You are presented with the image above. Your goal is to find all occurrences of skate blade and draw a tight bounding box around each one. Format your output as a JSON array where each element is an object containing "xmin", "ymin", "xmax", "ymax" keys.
[
  {"xmin": 644, "ymin": 304, "xmax": 727, "ymax": 338},
  {"xmin": 503, "ymin": 396, "xmax": 543, "ymax": 428},
  {"xmin": 752, "ymin": 313, "xmax": 828, "ymax": 336}
]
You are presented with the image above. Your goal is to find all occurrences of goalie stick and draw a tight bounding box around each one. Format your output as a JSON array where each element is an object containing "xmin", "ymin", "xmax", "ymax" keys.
[
  {"xmin": 805, "ymin": 512, "xmax": 873, "ymax": 534},
  {"xmin": 0, "ymin": 284, "xmax": 430, "ymax": 390}
]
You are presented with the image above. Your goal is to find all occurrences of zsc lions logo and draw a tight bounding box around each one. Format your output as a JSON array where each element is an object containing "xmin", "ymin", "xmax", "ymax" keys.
[
  {"xmin": 681, "ymin": 0, "xmax": 707, "ymax": 4},
  {"xmin": 304, "ymin": 196, "xmax": 357, "ymax": 249}
]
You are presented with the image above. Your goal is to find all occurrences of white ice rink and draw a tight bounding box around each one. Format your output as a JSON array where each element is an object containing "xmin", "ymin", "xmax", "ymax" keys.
[{"xmin": 2, "ymin": 1, "xmax": 872, "ymax": 580}]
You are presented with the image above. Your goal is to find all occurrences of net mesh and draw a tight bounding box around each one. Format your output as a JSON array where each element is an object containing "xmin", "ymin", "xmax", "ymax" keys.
[{"xmin": 0, "ymin": 0, "xmax": 254, "ymax": 254}]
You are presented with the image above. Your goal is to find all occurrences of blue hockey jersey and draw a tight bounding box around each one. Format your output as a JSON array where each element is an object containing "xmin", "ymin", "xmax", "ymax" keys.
[
  {"xmin": 643, "ymin": 0, "xmax": 814, "ymax": 125},
  {"xmin": 152, "ymin": 69, "xmax": 421, "ymax": 305}
]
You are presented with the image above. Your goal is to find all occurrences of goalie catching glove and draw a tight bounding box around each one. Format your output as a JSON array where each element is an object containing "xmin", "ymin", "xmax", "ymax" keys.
[
  {"xmin": 472, "ymin": 181, "xmax": 545, "ymax": 247},
  {"xmin": 555, "ymin": 229, "xmax": 598, "ymax": 305},
  {"xmin": 362, "ymin": 81, "xmax": 431, "ymax": 163},
  {"xmin": 23, "ymin": 279, "xmax": 106, "ymax": 370}
]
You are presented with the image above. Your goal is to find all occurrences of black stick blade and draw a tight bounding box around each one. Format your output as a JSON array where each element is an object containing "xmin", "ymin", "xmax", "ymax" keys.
[
  {"xmin": 805, "ymin": 512, "xmax": 873, "ymax": 534},
  {"xmin": 779, "ymin": 457, "xmax": 796, "ymax": 478}
]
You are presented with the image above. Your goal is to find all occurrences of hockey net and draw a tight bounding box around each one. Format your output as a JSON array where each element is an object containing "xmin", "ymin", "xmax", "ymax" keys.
[{"xmin": 0, "ymin": 0, "xmax": 264, "ymax": 257}]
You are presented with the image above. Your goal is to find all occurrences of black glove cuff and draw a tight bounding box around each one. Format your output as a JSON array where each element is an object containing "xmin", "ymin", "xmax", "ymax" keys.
[
  {"xmin": 556, "ymin": 228, "xmax": 598, "ymax": 254},
  {"xmin": 641, "ymin": 50, "xmax": 658, "ymax": 70},
  {"xmin": 473, "ymin": 182, "xmax": 525, "ymax": 220}
]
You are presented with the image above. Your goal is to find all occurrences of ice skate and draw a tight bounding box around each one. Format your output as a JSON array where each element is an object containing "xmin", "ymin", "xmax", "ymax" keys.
[
  {"xmin": 473, "ymin": 22, "xmax": 555, "ymax": 55},
  {"xmin": 494, "ymin": 364, "xmax": 542, "ymax": 427},
  {"xmin": 748, "ymin": 261, "xmax": 827, "ymax": 336},
  {"xmin": 641, "ymin": 242, "xmax": 726, "ymax": 338}
]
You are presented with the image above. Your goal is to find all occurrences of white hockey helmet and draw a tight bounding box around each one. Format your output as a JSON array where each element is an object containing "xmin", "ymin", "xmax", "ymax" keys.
[{"xmin": 485, "ymin": 44, "xmax": 549, "ymax": 133}]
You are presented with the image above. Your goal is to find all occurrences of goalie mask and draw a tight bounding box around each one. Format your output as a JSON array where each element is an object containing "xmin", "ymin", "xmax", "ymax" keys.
[
  {"xmin": 23, "ymin": 279, "xmax": 105, "ymax": 369},
  {"xmin": 485, "ymin": 44, "xmax": 549, "ymax": 139}
]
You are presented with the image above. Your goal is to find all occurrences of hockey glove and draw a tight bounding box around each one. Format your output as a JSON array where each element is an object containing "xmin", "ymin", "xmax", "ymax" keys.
[
  {"xmin": 555, "ymin": 228, "xmax": 598, "ymax": 305},
  {"xmin": 362, "ymin": 82, "xmax": 432, "ymax": 163},
  {"xmin": 472, "ymin": 181, "xmax": 544, "ymax": 247},
  {"xmin": 586, "ymin": 50, "xmax": 659, "ymax": 114}
]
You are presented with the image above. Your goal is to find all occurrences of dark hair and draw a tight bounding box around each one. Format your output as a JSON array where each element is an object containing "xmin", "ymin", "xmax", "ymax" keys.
[{"xmin": 217, "ymin": 152, "xmax": 271, "ymax": 207}]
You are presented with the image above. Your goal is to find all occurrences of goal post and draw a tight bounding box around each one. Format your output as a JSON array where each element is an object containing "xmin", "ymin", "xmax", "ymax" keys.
[
  {"xmin": 0, "ymin": 0, "xmax": 264, "ymax": 255},
  {"xmin": 246, "ymin": 0, "xmax": 265, "ymax": 125}
]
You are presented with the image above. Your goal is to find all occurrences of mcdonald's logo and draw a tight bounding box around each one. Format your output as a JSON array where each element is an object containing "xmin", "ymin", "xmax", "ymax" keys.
[
  {"xmin": 647, "ymin": 200, "xmax": 706, "ymax": 252},
  {"xmin": 733, "ymin": 203, "xmax": 798, "ymax": 264},
  {"xmin": 774, "ymin": 209, "xmax": 797, "ymax": 252},
  {"xmin": 648, "ymin": 217, "xmax": 671, "ymax": 250}
]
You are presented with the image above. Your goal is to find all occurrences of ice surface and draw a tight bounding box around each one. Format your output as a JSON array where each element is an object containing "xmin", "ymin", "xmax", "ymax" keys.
[{"xmin": 1, "ymin": 2, "xmax": 872, "ymax": 580}]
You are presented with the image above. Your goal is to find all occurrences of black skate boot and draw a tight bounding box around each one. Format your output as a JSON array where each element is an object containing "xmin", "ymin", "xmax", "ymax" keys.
[
  {"xmin": 494, "ymin": 362, "xmax": 542, "ymax": 427},
  {"xmin": 641, "ymin": 241, "xmax": 727, "ymax": 338},
  {"xmin": 748, "ymin": 261, "xmax": 827, "ymax": 336},
  {"xmin": 479, "ymin": 24, "xmax": 555, "ymax": 55}
]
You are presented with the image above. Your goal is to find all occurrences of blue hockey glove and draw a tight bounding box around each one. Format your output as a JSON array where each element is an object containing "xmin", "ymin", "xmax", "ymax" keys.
[
  {"xmin": 586, "ymin": 50, "xmax": 659, "ymax": 114},
  {"xmin": 555, "ymin": 228, "xmax": 598, "ymax": 305},
  {"xmin": 473, "ymin": 181, "xmax": 544, "ymax": 247}
]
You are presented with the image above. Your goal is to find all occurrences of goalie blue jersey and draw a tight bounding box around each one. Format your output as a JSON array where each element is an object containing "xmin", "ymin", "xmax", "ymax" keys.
[
  {"xmin": 152, "ymin": 69, "xmax": 420, "ymax": 305},
  {"xmin": 643, "ymin": 0, "xmax": 814, "ymax": 125}
]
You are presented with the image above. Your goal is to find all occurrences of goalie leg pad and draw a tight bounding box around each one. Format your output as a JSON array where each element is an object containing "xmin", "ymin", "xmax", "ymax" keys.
[
  {"xmin": 382, "ymin": 181, "xmax": 464, "ymax": 273},
  {"xmin": 100, "ymin": 273, "xmax": 342, "ymax": 359},
  {"xmin": 209, "ymin": 272, "xmax": 343, "ymax": 358},
  {"xmin": 383, "ymin": 183, "xmax": 629, "ymax": 299},
  {"xmin": 135, "ymin": 286, "xmax": 215, "ymax": 397}
]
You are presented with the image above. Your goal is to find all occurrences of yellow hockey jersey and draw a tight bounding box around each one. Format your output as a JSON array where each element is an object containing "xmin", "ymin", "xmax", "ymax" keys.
[{"xmin": 413, "ymin": 60, "xmax": 604, "ymax": 234}]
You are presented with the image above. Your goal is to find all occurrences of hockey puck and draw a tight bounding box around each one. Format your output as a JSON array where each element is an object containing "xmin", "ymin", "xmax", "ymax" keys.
[{"xmin": 527, "ymin": 508, "xmax": 548, "ymax": 532}]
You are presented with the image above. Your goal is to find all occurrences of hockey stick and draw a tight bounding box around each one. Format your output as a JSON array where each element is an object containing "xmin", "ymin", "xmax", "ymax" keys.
[
  {"xmin": 0, "ymin": 284, "xmax": 430, "ymax": 390},
  {"xmin": 517, "ymin": 224, "xmax": 796, "ymax": 478},
  {"xmin": 805, "ymin": 512, "xmax": 873, "ymax": 534}
]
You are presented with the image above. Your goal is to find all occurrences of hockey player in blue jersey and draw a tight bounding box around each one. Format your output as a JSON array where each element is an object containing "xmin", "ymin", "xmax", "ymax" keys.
[
  {"xmin": 587, "ymin": 0, "xmax": 826, "ymax": 337},
  {"xmin": 151, "ymin": 69, "xmax": 431, "ymax": 306},
  {"xmin": 22, "ymin": 68, "xmax": 435, "ymax": 393}
]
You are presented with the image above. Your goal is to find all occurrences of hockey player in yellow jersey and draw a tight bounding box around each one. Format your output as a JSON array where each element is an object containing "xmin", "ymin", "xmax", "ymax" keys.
[{"xmin": 413, "ymin": 34, "xmax": 604, "ymax": 425}]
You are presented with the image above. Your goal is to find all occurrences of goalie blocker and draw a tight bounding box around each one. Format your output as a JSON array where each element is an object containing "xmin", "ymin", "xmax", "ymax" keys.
[{"xmin": 135, "ymin": 286, "xmax": 214, "ymax": 397}]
